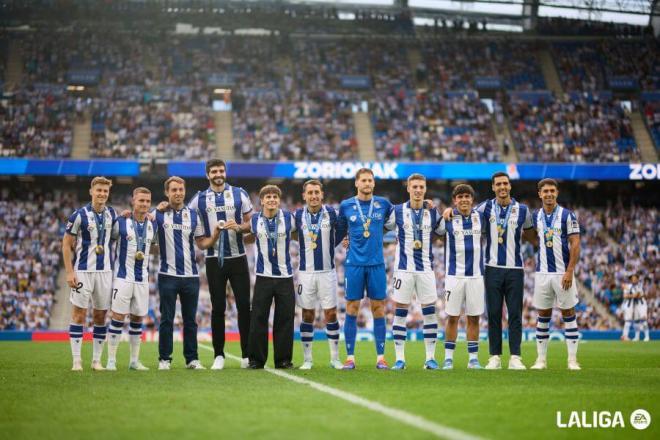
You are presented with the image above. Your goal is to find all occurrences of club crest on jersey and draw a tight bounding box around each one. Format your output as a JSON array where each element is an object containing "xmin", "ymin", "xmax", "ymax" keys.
[
  {"xmin": 374, "ymin": 202, "xmax": 381, "ymax": 208},
  {"xmin": 87, "ymin": 225, "xmax": 95, "ymax": 232},
  {"xmin": 127, "ymin": 235, "xmax": 134, "ymax": 241},
  {"xmin": 224, "ymin": 191, "xmax": 232, "ymax": 200},
  {"xmin": 183, "ymin": 212, "xmax": 189, "ymax": 219},
  {"xmin": 350, "ymin": 215, "xmax": 357, "ymax": 222}
]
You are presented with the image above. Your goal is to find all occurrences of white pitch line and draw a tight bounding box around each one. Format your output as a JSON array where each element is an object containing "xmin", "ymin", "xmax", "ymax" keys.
[{"xmin": 199, "ymin": 344, "xmax": 486, "ymax": 440}]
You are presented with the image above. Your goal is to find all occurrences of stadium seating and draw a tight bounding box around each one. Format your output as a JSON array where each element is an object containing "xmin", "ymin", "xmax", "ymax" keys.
[
  {"xmin": 0, "ymin": 190, "xmax": 76, "ymax": 330},
  {"xmin": 371, "ymin": 90, "xmax": 500, "ymax": 162},
  {"xmin": 506, "ymin": 93, "xmax": 639, "ymax": 162},
  {"xmin": 0, "ymin": 86, "xmax": 74, "ymax": 158}
]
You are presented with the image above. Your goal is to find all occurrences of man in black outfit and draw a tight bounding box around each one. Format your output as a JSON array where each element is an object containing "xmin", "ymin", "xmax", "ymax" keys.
[
  {"xmin": 188, "ymin": 159, "xmax": 253, "ymax": 370},
  {"xmin": 231, "ymin": 185, "xmax": 296, "ymax": 369}
]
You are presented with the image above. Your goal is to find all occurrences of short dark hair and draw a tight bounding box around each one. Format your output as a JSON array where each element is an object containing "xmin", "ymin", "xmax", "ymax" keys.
[
  {"xmin": 355, "ymin": 168, "xmax": 374, "ymax": 180},
  {"xmin": 259, "ymin": 185, "xmax": 281, "ymax": 199},
  {"xmin": 491, "ymin": 172, "xmax": 510, "ymax": 185},
  {"xmin": 205, "ymin": 159, "xmax": 226, "ymax": 175},
  {"xmin": 452, "ymin": 184, "xmax": 475, "ymax": 199},
  {"xmin": 302, "ymin": 179, "xmax": 323, "ymax": 192},
  {"xmin": 537, "ymin": 178, "xmax": 559, "ymax": 191},
  {"xmin": 407, "ymin": 173, "xmax": 426, "ymax": 184}
]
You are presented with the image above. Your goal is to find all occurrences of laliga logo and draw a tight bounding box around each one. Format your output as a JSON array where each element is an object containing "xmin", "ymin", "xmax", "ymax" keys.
[
  {"xmin": 556, "ymin": 409, "xmax": 650, "ymax": 429},
  {"xmin": 293, "ymin": 162, "xmax": 398, "ymax": 179}
]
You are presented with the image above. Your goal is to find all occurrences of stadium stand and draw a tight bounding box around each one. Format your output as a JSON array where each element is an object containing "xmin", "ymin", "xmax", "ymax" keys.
[{"xmin": 0, "ymin": 189, "xmax": 76, "ymax": 330}]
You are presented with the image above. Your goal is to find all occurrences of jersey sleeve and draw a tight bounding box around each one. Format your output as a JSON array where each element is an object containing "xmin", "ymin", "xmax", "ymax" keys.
[
  {"xmin": 240, "ymin": 189, "xmax": 253, "ymax": 215},
  {"xmin": 435, "ymin": 217, "xmax": 446, "ymax": 235},
  {"xmin": 567, "ymin": 211, "xmax": 580, "ymax": 235},
  {"xmin": 111, "ymin": 219, "xmax": 120, "ymax": 240},
  {"xmin": 475, "ymin": 200, "xmax": 487, "ymax": 215},
  {"xmin": 288, "ymin": 211, "xmax": 297, "ymax": 233},
  {"xmin": 522, "ymin": 205, "xmax": 533, "ymax": 229},
  {"xmin": 250, "ymin": 213, "xmax": 259, "ymax": 235},
  {"xmin": 150, "ymin": 220, "xmax": 159, "ymax": 246},
  {"xmin": 384, "ymin": 208, "xmax": 396, "ymax": 231},
  {"xmin": 193, "ymin": 212, "xmax": 205, "ymax": 238},
  {"xmin": 65, "ymin": 211, "xmax": 81, "ymax": 236},
  {"xmin": 531, "ymin": 210, "xmax": 538, "ymax": 230},
  {"xmin": 335, "ymin": 203, "xmax": 348, "ymax": 243},
  {"xmin": 187, "ymin": 192, "xmax": 200, "ymax": 213}
]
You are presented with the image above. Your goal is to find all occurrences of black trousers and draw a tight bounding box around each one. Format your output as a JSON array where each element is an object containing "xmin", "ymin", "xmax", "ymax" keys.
[
  {"xmin": 485, "ymin": 266, "xmax": 524, "ymax": 356},
  {"xmin": 205, "ymin": 255, "xmax": 251, "ymax": 358},
  {"xmin": 248, "ymin": 276, "xmax": 295, "ymax": 367}
]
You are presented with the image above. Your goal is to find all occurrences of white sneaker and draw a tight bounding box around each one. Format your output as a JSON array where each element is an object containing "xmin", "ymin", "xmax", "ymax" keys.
[
  {"xmin": 241, "ymin": 358, "xmax": 250, "ymax": 369},
  {"xmin": 330, "ymin": 359, "xmax": 344, "ymax": 370},
  {"xmin": 633, "ymin": 336, "xmax": 640, "ymax": 342},
  {"xmin": 106, "ymin": 360, "xmax": 117, "ymax": 371},
  {"xmin": 567, "ymin": 359, "xmax": 581, "ymax": 370},
  {"xmin": 211, "ymin": 356, "xmax": 225, "ymax": 370},
  {"xmin": 644, "ymin": 335, "xmax": 650, "ymax": 342},
  {"xmin": 485, "ymin": 355, "xmax": 501, "ymax": 370},
  {"xmin": 530, "ymin": 358, "xmax": 547, "ymax": 370},
  {"xmin": 508, "ymin": 355, "xmax": 526, "ymax": 370},
  {"xmin": 91, "ymin": 360, "xmax": 105, "ymax": 371},
  {"xmin": 186, "ymin": 360, "xmax": 206, "ymax": 370},
  {"xmin": 158, "ymin": 360, "xmax": 171, "ymax": 370},
  {"xmin": 71, "ymin": 359, "xmax": 83, "ymax": 371},
  {"xmin": 129, "ymin": 361, "xmax": 149, "ymax": 371},
  {"xmin": 299, "ymin": 361, "xmax": 313, "ymax": 370}
]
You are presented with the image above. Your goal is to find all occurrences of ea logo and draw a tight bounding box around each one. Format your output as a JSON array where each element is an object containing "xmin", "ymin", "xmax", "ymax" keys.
[{"xmin": 630, "ymin": 409, "xmax": 651, "ymax": 430}]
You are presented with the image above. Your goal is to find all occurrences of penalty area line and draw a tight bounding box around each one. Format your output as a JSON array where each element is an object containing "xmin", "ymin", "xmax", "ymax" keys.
[{"xmin": 199, "ymin": 344, "xmax": 486, "ymax": 440}]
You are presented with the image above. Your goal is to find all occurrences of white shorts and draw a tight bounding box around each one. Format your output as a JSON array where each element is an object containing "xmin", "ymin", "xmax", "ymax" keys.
[
  {"xmin": 296, "ymin": 271, "xmax": 338, "ymax": 310},
  {"xmin": 634, "ymin": 300, "xmax": 648, "ymax": 321},
  {"xmin": 70, "ymin": 271, "xmax": 113, "ymax": 311},
  {"xmin": 391, "ymin": 270, "xmax": 438, "ymax": 305},
  {"xmin": 444, "ymin": 276, "xmax": 485, "ymax": 316},
  {"xmin": 533, "ymin": 273, "xmax": 579, "ymax": 310},
  {"xmin": 623, "ymin": 300, "xmax": 634, "ymax": 321},
  {"xmin": 111, "ymin": 278, "xmax": 149, "ymax": 316}
]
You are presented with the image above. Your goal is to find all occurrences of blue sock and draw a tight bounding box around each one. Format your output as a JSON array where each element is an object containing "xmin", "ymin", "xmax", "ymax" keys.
[
  {"xmin": 344, "ymin": 314, "xmax": 357, "ymax": 356},
  {"xmin": 374, "ymin": 317, "xmax": 386, "ymax": 356}
]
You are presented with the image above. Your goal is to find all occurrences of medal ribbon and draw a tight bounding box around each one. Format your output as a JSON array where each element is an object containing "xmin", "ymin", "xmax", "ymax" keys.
[
  {"xmin": 494, "ymin": 200, "xmax": 512, "ymax": 238},
  {"xmin": 260, "ymin": 212, "xmax": 279, "ymax": 256},
  {"xmin": 409, "ymin": 202, "xmax": 424, "ymax": 245},
  {"xmin": 543, "ymin": 206, "xmax": 558, "ymax": 242},
  {"xmin": 93, "ymin": 207, "xmax": 106, "ymax": 248},
  {"xmin": 354, "ymin": 197, "xmax": 374, "ymax": 234},
  {"xmin": 131, "ymin": 216, "xmax": 148, "ymax": 254},
  {"xmin": 304, "ymin": 206, "xmax": 323, "ymax": 242}
]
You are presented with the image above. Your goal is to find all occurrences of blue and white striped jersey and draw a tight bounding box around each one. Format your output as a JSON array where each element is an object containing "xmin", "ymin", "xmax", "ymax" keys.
[
  {"xmin": 111, "ymin": 217, "xmax": 158, "ymax": 284},
  {"xmin": 250, "ymin": 209, "xmax": 296, "ymax": 278},
  {"xmin": 155, "ymin": 207, "xmax": 204, "ymax": 278},
  {"xmin": 478, "ymin": 198, "xmax": 533, "ymax": 269},
  {"xmin": 65, "ymin": 204, "xmax": 117, "ymax": 272},
  {"xmin": 294, "ymin": 205, "xmax": 337, "ymax": 273},
  {"xmin": 188, "ymin": 184, "xmax": 253, "ymax": 259},
  {"xmin": 437, "ymin": 208, "xmax": 485, "ymax": 278},
  {"xmin": 385, "ymin": 203, "xmax": 443, "ymax": 273},
  {"xmin": 533, "ymin": 205, "xmax": 580, "ymax": 274}
]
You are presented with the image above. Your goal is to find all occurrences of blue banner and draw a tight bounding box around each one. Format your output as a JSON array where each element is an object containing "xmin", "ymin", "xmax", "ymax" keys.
[
  {"xmin": 1, "ymin": 159, "xmax": 658, "ymax": 181},
  {"xmin": 207, "ymin": 73, "xmax": 237, "ymax": 87},
  {"xmin": 0, "ymin": 159, "xmax": 140, "ymax": 176},
  {"xmin": 608, "ymin": 76, "xmax": 637, "ymax": 90},
  {"xmin": 474, "ymin": 76, "xmax": 502, "ymax": 89},
  {"xmin": 340, "ymin": 75, "xmax": 371, "ymax": 89},
  {"xmin": 168, "ymin": 161, "xmax": 660, "ymax": 181},
  {"xmin": 67, "ymin": 69, "xmax": 101, "ymax": 86}
]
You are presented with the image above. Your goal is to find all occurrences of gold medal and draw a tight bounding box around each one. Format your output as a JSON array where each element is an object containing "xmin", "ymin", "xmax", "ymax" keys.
[
  {"xmin": 363, "ymin": 230, "xmax": 370, "ymax": 238},
  {"xmin": 95, "ymin": 245, "xmax": 104, "ymax": 255},
  {"xmin": 546, "ymin": 241, "xmax": 553, "ymax": 248},
  {"xmin": 310, "ymin": 242, "xmax": 317, "ymax": 250},
  {"xmin": 413, "ymin": 240, "xmax": 422, "ymax": 250},
  {"xmin": 135, "ymin": 251, "xmax": 145, "ymax": 261},
  {"xmin": 498, "ymin": 237, "xmax": 504, "ymax": 244}
]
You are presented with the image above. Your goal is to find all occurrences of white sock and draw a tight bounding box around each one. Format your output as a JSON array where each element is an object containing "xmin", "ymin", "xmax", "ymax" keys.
[
  {"xmin": 422, "ymin": 305, "xmax": 438, "ymax": 361},
  {"xmin": 623, "ymin": 320, "xmax": 631, "ymax": 339},
  {"xmin": 69, "ymin": 323, "xmax": 83, "ymax": 361},
  {"xmin": 129, "ymin": 322, "xmax": 142, "ymax": 363},
  {"xmin": 444, "ymin": 341, "xmax": 455, "ymax": 361},
  {"xmin": 467, "ymin": 340, "xmax": 479, "ymax": 361},
  {"xmin": 326, "ymin": 321, "xmax": 340, "ymax": 361},
  {"xmin": 392, "ymin": 308, "xmax": 408, "ymax": 362},
  {"xmin": 634, "ymin": 320, "xmax": 640, "ymax": 339},
  {"xmin": 300, "ymin": 321, "xmax": 314, "ymax": 362},
  {"xmin": 536, "ymin": 316, "xmax": 551, "ymax": 360},
  {"xmin": 107, "ymin": 319, "xmax": 123, "ymax": 363},
  {"xmin": 92, "ymin": 325, "xmax": 107, "ymax": 363},
  {"xmin": 642, "ymin": 321, "xmax": 650, "ymax": 338},
  {"xmin": 563, "ymin": 315, "xmax": 579, "ymax": 360}
]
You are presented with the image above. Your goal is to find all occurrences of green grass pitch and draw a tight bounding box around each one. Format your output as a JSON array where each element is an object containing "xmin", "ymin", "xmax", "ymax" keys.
[{"xmin": 1, "ymin": 341, "xmax": 658, "ymax": 440}]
